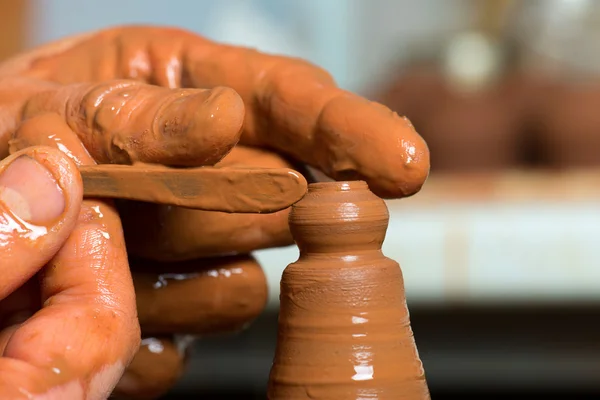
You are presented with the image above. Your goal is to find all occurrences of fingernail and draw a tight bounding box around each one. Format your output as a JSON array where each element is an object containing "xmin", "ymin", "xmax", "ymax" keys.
[{"xmin": 0, "ymin": 156, "xmax": 65, "ymax": 224}]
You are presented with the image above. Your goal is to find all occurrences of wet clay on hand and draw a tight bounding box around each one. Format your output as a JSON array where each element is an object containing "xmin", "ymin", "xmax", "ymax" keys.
[
  {"xmin": 268, "ymin": 181, "xmax": 429, "ymax": 399},
  {"xmin": 113, "ymin": 337, "xmax": 185, "ymax": 400},
  {"xmin": 133, "ymin": 255, "xmax": 268, "ymax": 335},
  {"xmin": 374, "ymin": 66, "xmax": 536, "ymax": 172},
  {"xmin": 120, "ymin": 146, "xmax": 300, "ymax": 261},
  {"xmin": 80, "ymin": 163, "xmax": 308, "ymax": 213},
  {"xmin": 1, "ymin": 26, "xmax": 430, "ymax": 198}
]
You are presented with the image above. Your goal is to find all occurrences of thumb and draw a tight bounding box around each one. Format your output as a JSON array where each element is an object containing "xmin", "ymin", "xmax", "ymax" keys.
[{"xmin": 0, "ymin": 146, "xmax": 82, "ymax": 300}]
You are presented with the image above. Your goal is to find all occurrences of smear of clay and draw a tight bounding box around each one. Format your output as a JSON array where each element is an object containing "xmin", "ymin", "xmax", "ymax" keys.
[
  {"xmin": 79, "ymin": 163, "xmax": 308, "ymax": 214},
  {"xmin": 268, "ymin": 181, "xmax": 430, "ymax": 399},
  {"xmin": 119, "ymin": 146, "xmax": 299, "ymax": 261}
]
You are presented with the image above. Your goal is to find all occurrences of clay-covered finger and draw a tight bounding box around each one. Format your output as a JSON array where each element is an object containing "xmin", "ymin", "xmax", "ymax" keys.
[
  {"xmin": 132, "ymin": 255, "xmax": 268, "ymax": 335},
  {"xmin": 0, "ymin": 199, "xmax": 140, "ymax": 398},
  {"xmin": 9, "ymin": 113, "xmax": 94, "ymax": 164},
  {"xmin": 177, "ymin": 31, "xmax": 430, "ymax": 198},
  {"xmin": 10, "ymin": 26, "xmax": 428, "ymax": 198},
  {"xmin": 123, "ymin": 201, "xmax": 291, "ymax": 260},
  {"xmin": 0, "ymin": 111, "xmax": 140, "ymax": 397},
  {"xmin": 120, "ymin": 146, "xmax": 295, "ymax": 261},
  {"xmin": 0, "ymin": 146, "xmax": 82, "ymax": 300},
  {"xmin": 113, "ymin": 337, "xmax": 186, "ymax": 400},
  {"xmin": 21, "ymin": 79, "xmax": 244, "ymax": 167}
]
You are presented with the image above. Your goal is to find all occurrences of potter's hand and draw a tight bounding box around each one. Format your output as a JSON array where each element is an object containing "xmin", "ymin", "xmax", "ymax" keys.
[
  {"xmin": 0, "ymin": 69, "xmax": 259, "ymax": 397},
  {"xmin": 1, "ymin": 24, "xmax": 430, "ymax": 259},
  {"xmin": 0, "ymin": 78, "xmax": 248, "ymax": 397},
  {"xmin": 0, "ymin": 25, "xmax": 431, "ymax": 399},
  {"xmin": 0, "ymin": 146, "xmax": 139, "ymax": 399},
  {"xmin": 0, "ymin": 25, "xmax": 429, "ymax": 198}
]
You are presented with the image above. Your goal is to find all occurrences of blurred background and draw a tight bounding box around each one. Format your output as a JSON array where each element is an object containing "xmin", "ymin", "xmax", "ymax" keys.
[{"xmin": 3, "ymin": 0, "xmax": 600, "ymax": 397}]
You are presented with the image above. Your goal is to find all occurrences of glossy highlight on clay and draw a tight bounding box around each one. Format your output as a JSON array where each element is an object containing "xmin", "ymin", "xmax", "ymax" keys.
[
  {"xmin": 133, "ymin": 255, "xmax": 268, "ymax": 335},
  {"xmin": 79, "ymin": 163, "xmax": 308, "ymax": 213},
  {"xmin": 0, "ymin": 23, "xmax": 434, "ymax": 398},
  {"xmin": 268, "ymin": 181, "xmax": 430, "ymax": 399}
]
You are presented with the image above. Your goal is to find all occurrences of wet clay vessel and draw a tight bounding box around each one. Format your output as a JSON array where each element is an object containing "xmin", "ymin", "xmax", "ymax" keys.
[{"xmin": 268, "ymin": 181, "xmax": 430, "ymax": 399}]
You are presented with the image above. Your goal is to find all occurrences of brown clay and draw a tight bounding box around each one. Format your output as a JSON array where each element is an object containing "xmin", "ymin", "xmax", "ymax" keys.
[
  {"xmin": 113, "ymin": 336, "xmax": 185, "ymax": 400},
  {"xmin": 375, "ymin": 65, "xmax": 537, "ymax": 172},
  {"xmin": 0, "ymin": 26, "xmax": 430, "ymax": 198},
  {"xmin": 23, "ymin": 81, "xmax": 245, "ymax": 167},
  {"xmin": 0, "ymin": 25, "xmax": 432, "ymax": 396},
  {"xmin": 9, "ymin": 114, "xmax": 300, "ymax": 260},
  {"xmin": 132, "ymin": 255, "xmax": 268, "ymax": 335},
  {"xmin": 419, "ymin": 80, "xmax": 523, "ymax": 172},
  {"xmin": 533, "ymin": 79, "xmax": 600, "ymax": 168},
  {"xmin": 79, "ymin": 163, "xmax": 308, "ymax": 213},
  {"xmin": 120, "ymin": 146, "xmax": 299, "ymax": 261},
  {"xmin": 268, "ymin": 181, "xmax": 429, "ymax": 399}
]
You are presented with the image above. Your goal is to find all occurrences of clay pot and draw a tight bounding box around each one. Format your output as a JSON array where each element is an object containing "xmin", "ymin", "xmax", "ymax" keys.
[{"xmin": 268, "ymin": 181, "xmax": 429, "ymax": 399}]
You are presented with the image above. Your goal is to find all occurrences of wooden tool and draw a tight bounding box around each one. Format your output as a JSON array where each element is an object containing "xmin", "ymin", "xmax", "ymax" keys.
[{"xmin": 80, "ymin": 164, "xmax": 308, "ymax": 214}]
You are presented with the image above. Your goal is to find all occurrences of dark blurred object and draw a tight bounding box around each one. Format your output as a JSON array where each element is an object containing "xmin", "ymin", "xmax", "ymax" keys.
[
  {"xmin": 374, "ymin": 63, "xmax": 540, "ymax": 172},
  {"xmin": 510, "ymin": 0, "xmax": 600, "ymax": 170},
  {"xmin": 530, "ymin": 80, "xmax": 600, "ymax": 170},
  {"xmin": 0, "ymin": 0, "xmax": 29, "ymax": 61},
  {"xmin": 372, "ymin": 0, "xmax": 600, "ymax": 173},
  {"xmin": 371, "ymin": 0, "xmax": 527, "ymax": 173}
]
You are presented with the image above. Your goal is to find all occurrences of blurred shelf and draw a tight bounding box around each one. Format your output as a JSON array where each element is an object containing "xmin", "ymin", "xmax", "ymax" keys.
[
  {"xmin": 255, "ymin": 168, "xmax": 600, "ymax": 308},
  {"xmin": 399, "ymin": 168, "xmax": 600, "ymax": 204}
]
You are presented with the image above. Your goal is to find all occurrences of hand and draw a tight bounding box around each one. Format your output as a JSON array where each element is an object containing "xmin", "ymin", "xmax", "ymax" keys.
[
  {"xmin": 0, "ymin": 26, "xmax": 430, "ymax": 398},
  {"xmin": 0, "ymin": 146, "xmax": 140, "ymax": 398}
]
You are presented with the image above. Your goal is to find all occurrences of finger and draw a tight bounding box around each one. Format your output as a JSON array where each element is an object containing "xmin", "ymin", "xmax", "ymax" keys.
[
  {"xmin": 122, "ymin": 199, "xmax": 291, "ymax": 261},
  {"xmin": 0, "ymin": 77, "xmax": 60, "ymax": 158},
  {"xmin": 137, "ymin": 26, "xmax": 429, "ymax": 198},
  {"xmin": 9, "ymin": 113, "xmax": 94, "ymax": 164},
  {"xmin": 175, "ymin": 29, "xmax": 430, "ymax": 198},
  {"xmin": 0, "ymin": 199, "xmax": 140, "ymax": 399},
  {"xmin": 132, "ymin": 255, "xmax": 267, "ymax": 335},
  {"xmin": 0, "ymin": 146, "xmax": 82, "ymax": 300},
  {"xmin": 12, "ymin": 27, "xmax": 428, "ymax": 198},
  {"xmin": 21, "ymin": 79, "xmax": 244, "ymax": 167},
  {"xmin": 113, "ymin": 337, "xmax": 185, "ymax": 400},
  {"xmin": 2, "ymin": 114, "xmax": 140, "ymax": 398},
  {"xmin": 120, "ymin": 146, "xmax": 295, "ymax": 261}
]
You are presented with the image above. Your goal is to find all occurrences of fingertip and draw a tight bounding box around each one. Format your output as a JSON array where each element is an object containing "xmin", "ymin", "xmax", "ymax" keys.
[
  {"xmin": 317, "ymin": 95, "xmax": 431, "ymax": 199},
  {"xmin": 0, "ymin": 146, "xmax": 83, "ymax": 299},
  {"xmin": 209, "ymin": 86, "xmax": 245, "ymax": 142},
  {"xmin": 0, "ymin": 146, "xmax": 83, "ymax": 227},
  {"xmin": 373, "ymin": 113, "xmax": 431, "ymax": 198},
  {"xmin": 159, "ymin": 86, "xmax": 244, "ymax": 165},
  {"xmin": 11, "ymin": 113, "xmax": 96, "ymax": 166}
]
